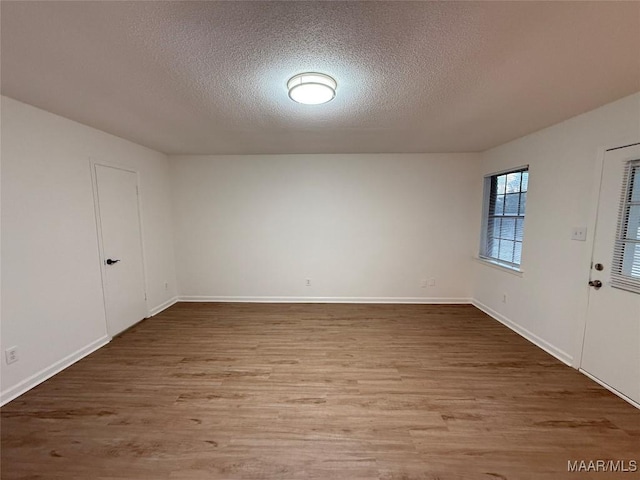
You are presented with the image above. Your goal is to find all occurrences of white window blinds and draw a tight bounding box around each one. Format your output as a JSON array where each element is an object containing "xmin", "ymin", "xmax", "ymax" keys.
[
  {"xmin": 480, "ymin": 167, "xmax": 528, "ymax": 268},
  {"xmin": 611, "ymin": 159, "xmax": 640, "ymax": 294}
]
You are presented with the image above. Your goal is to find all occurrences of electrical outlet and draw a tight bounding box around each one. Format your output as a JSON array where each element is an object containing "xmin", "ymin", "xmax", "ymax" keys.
[
  {"xmin": 5, "ymin": 347, "xmax": 18, "ymax": 365},
  {"xmin": 421, "ymin": 279, "xmax": 428, "ymax": 288},
  {"xmin": 571, "ymin": 227, "xmax": 587, "ymax": 241},
  {"xmin": 305, "ymin": 278, "xmax": 311, "ymax": 287},
  {"xmin": 428, "ymin": 278, "xmax": 436, "ymax": 287}
]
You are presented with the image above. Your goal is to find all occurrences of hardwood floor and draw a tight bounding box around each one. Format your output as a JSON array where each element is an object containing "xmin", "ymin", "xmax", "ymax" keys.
[{"xmin": 1, "ymin": 303, "xmax": 638, "ymax": 479}]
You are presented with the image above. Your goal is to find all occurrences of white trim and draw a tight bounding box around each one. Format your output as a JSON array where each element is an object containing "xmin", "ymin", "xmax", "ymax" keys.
[
  {"xmin": 179, "ymin": 296, "xmax": 472, "ymax": 304},
  {"xmin": 483, "ymin": 164, "xmax": 530, "ymax": 178},
  {"xmin": 0, "ymin": 336, "xmax": 110, "ymax": 406},
  {"xmin": 148, "ymin": 296, "xmax": 179, "ymax": 317},
  {"xmin": 474, "ymin": 257, "xmax": 524, "ymax": 277},
  {"xmin": 575, "ymin": 146, "xmax": 608, "ymax": 368},
  {"xmin": 471, "ymin": 299, "xmax": 573, "ymax": 366},
  {"xmin": 89, "ymin": 159, "xmax": 110, "ymax": 336},
  {"xmin": 579, "ymin": 369, "xmax": 640, "ymax": 410}
]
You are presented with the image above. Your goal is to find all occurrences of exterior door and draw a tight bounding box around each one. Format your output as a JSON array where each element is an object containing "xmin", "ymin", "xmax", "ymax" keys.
[
  {"xmin": 94, "ymin": 164, "xmax": 147, "ymax": 337},
  {"xmin": 581, "ymin": 144, "xmax": 640, "ymax": 405}
]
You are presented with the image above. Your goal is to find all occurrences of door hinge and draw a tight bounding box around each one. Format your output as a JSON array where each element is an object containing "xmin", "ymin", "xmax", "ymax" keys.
[
  {"xmin": 136, "ymin": 186, "xmax": 139, "ymax": 195},
  {"xmin": 144, "ymin": 293, "xmax": 147, "ymax": 301}
]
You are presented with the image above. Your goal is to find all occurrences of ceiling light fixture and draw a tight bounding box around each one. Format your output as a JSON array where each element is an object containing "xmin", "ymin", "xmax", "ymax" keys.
[{"xmin": 287, "ymin": 72, "xmax": 336, "ymax": 105}]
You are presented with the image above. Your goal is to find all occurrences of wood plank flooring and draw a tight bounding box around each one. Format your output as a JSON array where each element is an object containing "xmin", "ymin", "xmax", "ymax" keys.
[{"xmin": 1, "ymin": 303, "xmax": 638, "ymax": 479}]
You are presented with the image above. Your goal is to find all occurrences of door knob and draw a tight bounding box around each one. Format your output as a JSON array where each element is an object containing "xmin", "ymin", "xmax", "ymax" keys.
[
  {"xmin": 106, "ymin": 258, "xmax": 120, "ymax": 265},
  {"xmin": 588, "ymin": 280, "xmax": 602, "ymax": 289}
]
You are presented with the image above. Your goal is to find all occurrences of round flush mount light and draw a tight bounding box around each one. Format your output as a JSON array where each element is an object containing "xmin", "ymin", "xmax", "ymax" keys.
[{"xmin": 287, "ymin": 72, "xmax": 336, "ymax": 105}]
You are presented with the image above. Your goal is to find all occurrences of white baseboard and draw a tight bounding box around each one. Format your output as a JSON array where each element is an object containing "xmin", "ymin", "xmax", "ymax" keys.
[
  {"xmin": 179, "ymin": 296, "xmax": 473, "ymax": 304},
  {"xmin": 471, "ymin": 299, "xmax": 573, "ymax": 366},
  {"xmin": 148, "ymin": 296, "xmax": 179, "ymax": 317},
  {"xmin": 0, "ymin": 335, "xmax": 110, "ymax": 406},
  {"xmin": 579, "ymin": 369, "xmax": 640, "ymax": 410}
]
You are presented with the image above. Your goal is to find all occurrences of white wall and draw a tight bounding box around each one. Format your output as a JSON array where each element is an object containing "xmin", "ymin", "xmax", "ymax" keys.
[
  {"xmin": 473, "ymin": 92, "xmax": 640, "ymax": 366},
  {"xmin": 4, "ymin": 90, "xmax": 637, "ymax": 405},
  {"xmin": 1, "ymin": 96, "xmax": 178, "ymax": 403},
  {"xmin": 170, "ymin": 153, "xmax": 481, "ymax": 301}
]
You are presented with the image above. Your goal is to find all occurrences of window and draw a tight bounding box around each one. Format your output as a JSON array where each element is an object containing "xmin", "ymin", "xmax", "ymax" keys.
[
  {"xmin": 612, "ymin": 160, "xmax": 640, "ymax": 293},
  {"xmin": 479, "ymin": 167, "xmax": 529, "ymax": 269}
]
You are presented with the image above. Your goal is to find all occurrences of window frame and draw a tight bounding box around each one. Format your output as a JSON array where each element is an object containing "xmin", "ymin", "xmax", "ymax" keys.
[
  {"xmin": 479, "ymin": 166, "xmax": 529, "ymax": 271},
  {"xmin": 611, "ymin": 159, "xmax": 640, "ymax": 293}
]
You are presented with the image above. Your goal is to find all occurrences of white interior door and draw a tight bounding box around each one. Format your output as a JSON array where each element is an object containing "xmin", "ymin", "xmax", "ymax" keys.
[
  {"xmin": 581, "ymin": 144, "xmax": 640, "ymax": 405},
  {"xmin": 95, "ymin": 164, "xmax": 147, "ymax": 337}
]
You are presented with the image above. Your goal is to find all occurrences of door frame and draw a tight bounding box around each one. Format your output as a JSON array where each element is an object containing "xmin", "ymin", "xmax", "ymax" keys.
[
  {"xmin": 89, "ymin": 158, "xmax": 150, "ymax": 337},
  {"xmin": 573, "ymin": 140, "xmax": 640, "ymax": 407}
]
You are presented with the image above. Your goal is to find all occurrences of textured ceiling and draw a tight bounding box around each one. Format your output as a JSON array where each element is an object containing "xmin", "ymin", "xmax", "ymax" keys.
[{"xmin": 1, "ymin": 1, "xmax": 639, "ymax": 155}]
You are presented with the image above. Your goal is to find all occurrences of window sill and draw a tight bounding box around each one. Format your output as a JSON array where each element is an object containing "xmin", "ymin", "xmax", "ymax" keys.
[{"xmin": 474, "ymin": 257, "xmax": 524, "ymax": 277}]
